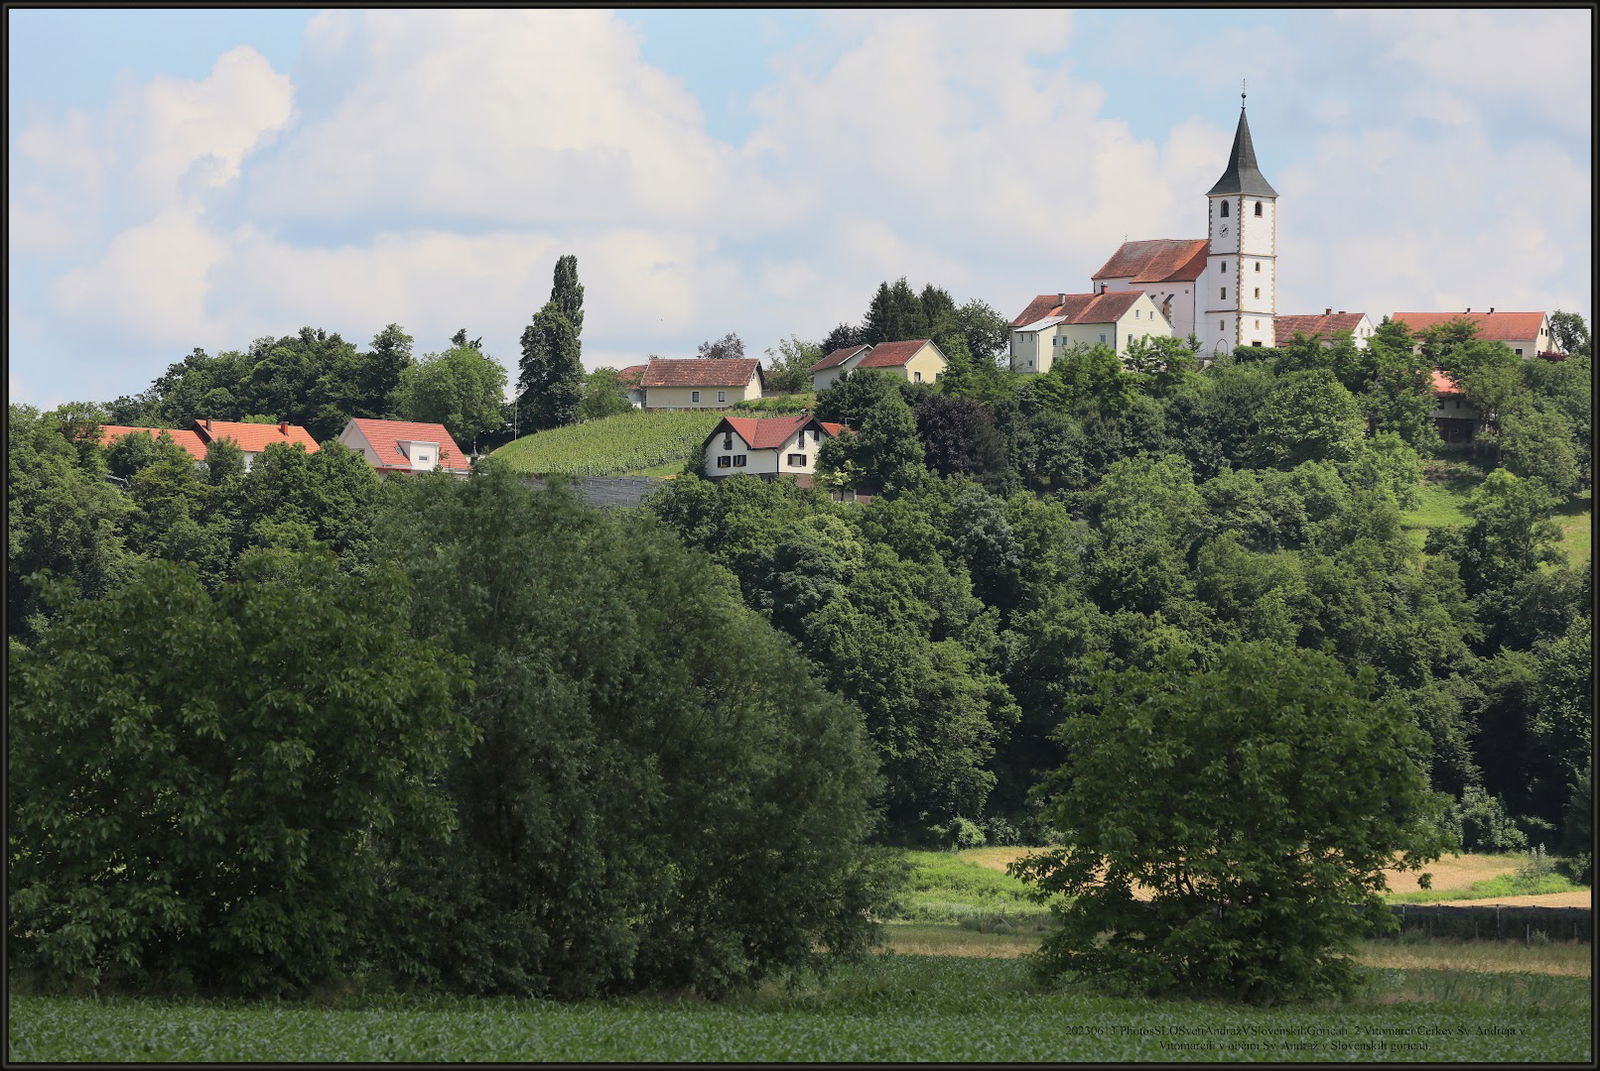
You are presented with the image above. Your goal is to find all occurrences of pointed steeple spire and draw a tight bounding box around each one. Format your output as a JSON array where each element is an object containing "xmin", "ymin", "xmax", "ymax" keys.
[{"xmin": 1207, "ymin": 97, "xmax": 1277, "ymax": 198}]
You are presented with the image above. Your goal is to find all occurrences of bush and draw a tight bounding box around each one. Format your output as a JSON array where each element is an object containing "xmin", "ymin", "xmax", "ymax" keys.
[
  {"xmin": 980, "ymin": 816, "xmax": 1023, "ymax": 847},
  {"xmin": 8, "ymin": 553, "xmax": 472, "ymax": 996},
  {"xmin": 375, "ymin": 470, "xmax": 885, "ymax": 998},
  {"xmin": 1454, "ymin": 786, "xmax": 1528, "ymax": 852},
  {"xmin": 947, "ymin": 817, "xmax": 987, "ymax": 850}
]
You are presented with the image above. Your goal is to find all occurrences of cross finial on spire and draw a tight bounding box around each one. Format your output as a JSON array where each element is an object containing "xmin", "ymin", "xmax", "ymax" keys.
[{"xmin": 1241, "ymin": 78, "xmax": 1247, "ymax": 106}]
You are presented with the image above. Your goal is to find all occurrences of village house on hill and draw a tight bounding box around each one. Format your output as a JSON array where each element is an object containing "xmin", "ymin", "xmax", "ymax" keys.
[
  {"xmin": 1090, "ymin": 239, "xmax": 1207, "ymax": 339},
  {"xmin": 1274, "ymin": 310, "xmax": 1374, "ymax": 349},
  {"xmin": 194, "ymin": 419, "xmax": 319, "ymax": 471},
  {"xmin": 1009, "ymin": 291, "xmax": 1170, "ymax": 372},
  {"xmin": 701, "ymin": 413, "xmax": 849, "ymax": 485},
  {"xmin": 640, "ymin": 357, "xmax": 764, "ymax": 410},
  {"xmin": 1390, "ymin": 310, "xmax": 1563, "ymax": 359},
  {"xmin": 95, "ymin": 424, "xmax": 210, "ymax": 462},
  {"xmin": 338, "ymin": 418, "xmax": 471, "ymax": 477},
  {"xmin": 808, "ymin": 339, "xmax": 948, "ymax": 393}
]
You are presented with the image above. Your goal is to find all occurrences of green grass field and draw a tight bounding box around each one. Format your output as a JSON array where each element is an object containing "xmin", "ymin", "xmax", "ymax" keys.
[
  {"xmin": 9, "ymin": 955, "xmax": 1588, "ymax": 1062},
  {"xmin": 1552, "ymin": 495, "xmax": 1591, "ymax": 566},
  {"xmin": 1401, "ymin": 466, "xmax": 1590, "ymax": 566}
]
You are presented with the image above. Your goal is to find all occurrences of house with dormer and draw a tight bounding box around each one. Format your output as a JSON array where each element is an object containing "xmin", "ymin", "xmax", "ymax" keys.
[{"xmin": 338, "ymin": 418, "xmax": 471, "ymax": 476}]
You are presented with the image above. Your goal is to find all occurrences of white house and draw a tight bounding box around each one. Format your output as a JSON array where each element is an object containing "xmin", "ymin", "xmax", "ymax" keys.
[
  {"xmin": 338, "ymin": 417, "xmax": 471, "ymax": 476},
  {"xmin": 701, "ymin": 413, "xmax": 850, "ymax": 482},
  {"xmin": 1275, "ymin": 310, "xmax": 1374, "ymax": 349},
  {"xmin": 1093, "ymin": 99, "xmax": 1279, "ymax": 355},
  {"xmin": 1391, "ymin": 310, "xmax": 1560, "ymax": 359},
  {"xmin": 1009, "ymin": 290, "xmax": 1171, "ymax": 373},
  {"xmin": 809, "ymin": 344, "xmax": 872, "ymax": 392},
  {"xmin": 641, "ymin": 358, "xmax": 765, "ymax": 409},
  {"xmin": 617, "ymin": 363, "xmax": 647, "ymax": 407}
]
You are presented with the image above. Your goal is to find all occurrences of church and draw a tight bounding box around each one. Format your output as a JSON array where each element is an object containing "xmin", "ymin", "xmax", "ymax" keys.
[{"xmin": 1012, "ymin": 96, "xmax": 1281, "ymax": 365}]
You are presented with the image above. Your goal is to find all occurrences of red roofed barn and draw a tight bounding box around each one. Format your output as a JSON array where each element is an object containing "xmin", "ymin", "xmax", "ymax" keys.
[
  {"xmin": 339, "ymin": 418, "xmax": 472, "ymax": 476},
  {"xmin": 1390, "ymin": 310, "xmax": 1559, "ymax": 359}
]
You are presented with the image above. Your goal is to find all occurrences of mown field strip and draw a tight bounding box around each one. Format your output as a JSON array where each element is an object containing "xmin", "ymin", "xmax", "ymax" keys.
[{"xmin": 9, "ymin": 957, "xmax": 1590, "ymax": 1063}]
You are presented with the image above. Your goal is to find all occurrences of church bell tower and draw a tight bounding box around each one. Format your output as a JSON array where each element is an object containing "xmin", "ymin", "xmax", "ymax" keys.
[{"xmin": 1202, "ymin": 90, "xmax": 1277, "ymax": 355}]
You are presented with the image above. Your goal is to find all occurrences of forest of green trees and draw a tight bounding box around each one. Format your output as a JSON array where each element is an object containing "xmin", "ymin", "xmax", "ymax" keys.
[{"xmin": 6, "ymin": 262, "xmax": 1592, "ymax": 1002}]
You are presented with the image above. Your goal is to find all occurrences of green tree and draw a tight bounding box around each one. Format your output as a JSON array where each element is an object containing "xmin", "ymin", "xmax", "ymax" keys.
[
  {"xmin": 697, "ymin": 332, "xmax": 745, "ymax": 359},
  {"xmin": 817, "ymin": 388, "xmax": 927, "ymax": 493},
  {"xmin": 863, "ymin": 278, "xmax": 928, "ymax": 344},
  {"xmin": 517, "ymin": 301, "xmax": 582, "ymax": 432},
  {"xmin": 376, "ymin": 470, "xmax": 883, "ymax": 997},
  {"xmin": 1500, "ymin": 407, "xmax": 1581, "ymax": 499},
  {"xmin": 1362, "ymin": 321, "xmax": 1438, "ymax": 449},
  {"xmin": 7, "ymin": 552, "xmax": 472, "ymax": 994},
  {"xmin": 578, "ymin": 367, "xmax": 636, "ymax": 421},
  {"xmin": 394, "ymin": 343, "xmax": 509, "ymax": 450},
  {"xmin": 762, "ymin": 335, "xmax": 823, "ymax": 394},
  {"xmin": 1013, "ymin": 642, "xmax": 1448, "ymax": 1003},
  {"xmin": 1248, "ymin": 369, "xmax": 1365, "ymax": 468},
  {"xmin": 7, "ymin": 404, "xmax": 136, "ymax": 641},
  {"xmin": 1547, "ymin": 310, "xmax": 1590, "ymax": 357},
  {"xmin": 551, "ymin": 254, "xmax": 585, "ymax": 338}
]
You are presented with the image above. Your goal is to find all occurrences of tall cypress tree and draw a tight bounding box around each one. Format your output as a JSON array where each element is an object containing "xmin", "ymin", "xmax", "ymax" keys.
[
  {"xmin": 551, "ymin": 255, "xmax": 585, "ymax": 341},
  {"xmin": 518, "ymin": 301, "xmax": 582, "ymax": 432}
]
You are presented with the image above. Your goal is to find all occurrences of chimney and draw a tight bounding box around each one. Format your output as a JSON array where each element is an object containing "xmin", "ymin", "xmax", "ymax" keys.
[
  {"xmin": 1466, "ymin": 308, "xmax": 1471, "ymax": 313},
  {"xmin": 278, "ymin": 421, "xmax": 288, "ymax": 434},
  {"xmin": 1325, "ymin": 307, "xmax": 1332, "ymax": 316},
  {"xmin": 1337, "ymin": 310, "xmax": 1345, "ymax": 315},
  {"xmin": 203, "ymin": 418, "xmax": 211, "ymax": 431},
  {"xmin": 1489, "ymin": 307, "xmax": 1495, "ymax": 314}
]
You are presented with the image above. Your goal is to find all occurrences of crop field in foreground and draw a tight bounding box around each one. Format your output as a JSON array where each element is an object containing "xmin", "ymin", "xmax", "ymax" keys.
[{"xmin": 8, "ymin": 955, "xmax": 1590, "ymax": 1063}]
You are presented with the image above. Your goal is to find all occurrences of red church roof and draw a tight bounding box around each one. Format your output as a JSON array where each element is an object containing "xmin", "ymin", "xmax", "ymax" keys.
[{"xmin": 1091, "ymin": 239, "xmax": 1209, "ymax": 283}]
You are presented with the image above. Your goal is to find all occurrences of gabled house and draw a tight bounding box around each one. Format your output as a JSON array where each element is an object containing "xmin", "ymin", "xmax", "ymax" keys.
[
  {"xmin": 1391, "ymin": 310, "xmax": 1559, "ymax": 359},
  {"xmin": 96, "ymin": 425, "xmax": 210, "ymax": 463},
  {"xmin": 1430, "ymin": 369, "xmax": 1481, "ymax": 444},
  {"xmin": 640, "ymin": 358, "xmax": 764, "ymax": 409},
  {"xmin": 850, "ymin": 339, "xmax": 947, "ymax": 386},
  {"xmin": 809, "ymin": 344, "xmax": 873, "ymax": 392},
  {"xmin": 1009, "ymin": 291, "xmax": 1171, "ymax": 372},
  {"xmin": 617, "ymin": 364, "xmax": 648, "ymax": 408},
  {"xmin": 193, "ymin": 419, "xmax": 319, "ymax": 472},
  {"xmin": 338, "ymin": 418, "xmax": 471, "ymax": 476},
  {"xmin": 1275, "ymin": 310, "xmax": 1375, "ymax": 349},
  {"xmin": 701, "ymin": 413, "xmax": 850, "ymax": 483}
]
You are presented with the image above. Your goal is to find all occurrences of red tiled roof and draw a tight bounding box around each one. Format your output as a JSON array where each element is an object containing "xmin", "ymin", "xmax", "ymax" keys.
[
  {"xmin": 811, "ymin": 344, "xmax": 871, "ymax": 372},
  {"xmin": 856, "ymin": 339, "xmax": 937, "ymax": 369},
  {"xmin": 1010, "ymin": 291, "xmax": 1146, "ymax": 328},
  {"xmin": 96, "ymin": 425, "xmax": 210, "ymax": 461},
  {"xmin": 1391, "ymin": 311, "xmax": 1548, "ymax": 343},
  {"xmin": 617, "ymin": 364, "xmax": 647, "ymax": 387},
  {"xmin": 193, "ymin": 419, "xmax": 320, "ymax": 454},
  {"xmin": 641, "ymin": 357, "xmax": 763, "ymax": 388},
  {"xmin": 1275, "ymin": 312, "xmax": 1368, "ymax": 345},
  {"xmin": 346, "ymin": 417, "xmax": 471, "ymax": 472},
  {"xmin": 1091, "ymin": 239, "xmax": 1209, "ymax": 283},
  {"xmin": 708, "ymin": 415, "xmax": 850, "ymax": 451},
  {"xmin": 1430, "ymin": 369, "xmax": 1463, "ymax": 396}
]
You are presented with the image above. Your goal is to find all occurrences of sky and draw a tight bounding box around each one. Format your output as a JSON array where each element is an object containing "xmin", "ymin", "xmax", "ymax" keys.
[{"xmin": 8, "ymin": 7, "xmax": 1593, "ymax": 408}]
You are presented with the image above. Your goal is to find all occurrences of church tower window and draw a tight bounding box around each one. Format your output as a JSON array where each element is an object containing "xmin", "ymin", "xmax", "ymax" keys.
[
  {"xmin": 1221, "ymin": 201, "xmax": 1230, "ymax": 218},
  {"xmin": 1255, "ymin": 201, "xmax": 1263, "ymax": 216}
]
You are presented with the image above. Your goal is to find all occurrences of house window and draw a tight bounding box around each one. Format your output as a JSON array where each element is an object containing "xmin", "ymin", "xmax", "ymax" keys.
[
  {"xmin": 691, "ymin": 391, "xmax": 701, "ymax": 403},
  {"xmin": 718, "ymin": 391, "xmax": 727, "ymax": 403},
  {"xmin": 723, "ymin": 432, "xmax": 733, "ymax": 449},
  {"xmin": 1251, "ymin": 341, "xmax": 1262, "ymax": 347},
  {"xmin": 1099, "ymin": 333, "xmax": 1106, "ymax": 343},
  {"xmin": 914, "ymin": 370, "xmax": 923, "ymax": 382},
  {"xmin": 1135, "ymin": 309, "xmax": 1141, "ymax": 318},
  {"xmin": 732, "ymin": 455, "xmax": 747, "ymax": 467},
  {"xmin": 1514, "ymin": 348, "xmax": 1523, "ymax": 356},
  {"xmin": 1254, "ymin": 201, "xmax": 1263, "ymax": 216},
  {"xmin": 787, "ymin": 453, "xmax": 807, "ymax": 467},
  {"xmin": 716, "ymin": 455, "xmax": 732, "ymax": 468},
  {"xmin": 1221, "ymin": 201, "xmax": 1230, "ymax": 218}
]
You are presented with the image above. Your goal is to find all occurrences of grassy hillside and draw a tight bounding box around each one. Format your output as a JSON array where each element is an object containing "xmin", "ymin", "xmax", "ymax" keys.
[
  {"xmin": 1402, "ymin": 466, "xmax": 1590, "ymax": 566},
  {"xmin": 490, "ymin": 410, "xmax": 723, "ymax": 477}
]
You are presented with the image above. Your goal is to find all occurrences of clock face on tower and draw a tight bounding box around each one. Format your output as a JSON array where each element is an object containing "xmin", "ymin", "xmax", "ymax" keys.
[{"xmin": 1220, "ymin": 225, "xmax": 1229, "ymax": 236}]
